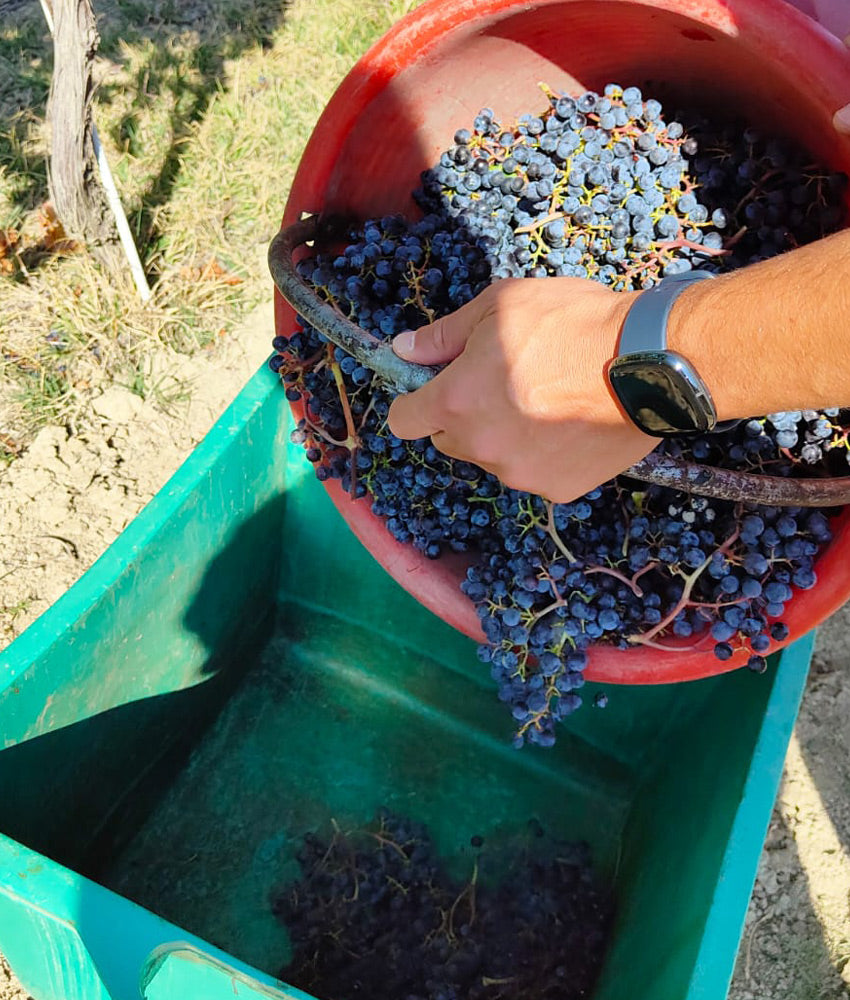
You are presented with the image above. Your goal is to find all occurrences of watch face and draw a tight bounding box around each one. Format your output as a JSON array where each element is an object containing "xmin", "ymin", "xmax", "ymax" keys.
[{"xmin": 607, "ymin": 350, "xmax": 717, "ymax": 436}]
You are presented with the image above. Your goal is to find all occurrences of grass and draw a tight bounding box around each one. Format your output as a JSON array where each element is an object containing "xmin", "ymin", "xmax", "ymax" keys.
[
  {"xmin": 0, "ymin": 9, "xmax": 51, "ymax": 225},
  {"xmin": 119, "ymin": 357, "xmax": 195, "ymax": 415},
  {"xmin": 0, "ymin": 596, "xmax": 33, "ymax": 645},
  {"xmin": 0, "ymin": 0, "xmax": 421, "ymax": 457}
]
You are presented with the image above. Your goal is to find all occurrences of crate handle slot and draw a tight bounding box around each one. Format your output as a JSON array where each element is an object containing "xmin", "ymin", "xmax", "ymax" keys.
[{"xmin": 141, "ymin": 943, "xmax": 300, "ymax": 1000}]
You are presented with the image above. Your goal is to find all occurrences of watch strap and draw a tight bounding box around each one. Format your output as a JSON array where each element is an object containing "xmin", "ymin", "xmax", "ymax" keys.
[{"xmin": 618, "ymin": 269, "xmax": 715, "ymax": 355}]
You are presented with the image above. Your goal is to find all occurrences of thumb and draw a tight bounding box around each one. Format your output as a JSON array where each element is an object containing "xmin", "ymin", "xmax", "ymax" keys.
[
  {"xmin": 834, "ymin": 102, "xmax": 850, "ymax": 134},
  {"xmin": 393, "ymin": 299, "xmax": 484, "ymax": 365},
  {"xmin": 832, "ymin": 32, "xmax": 850, "ymax": 133}
]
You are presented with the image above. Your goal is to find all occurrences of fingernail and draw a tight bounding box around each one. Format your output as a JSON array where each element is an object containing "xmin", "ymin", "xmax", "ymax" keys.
[
  {"xmin": 834, "ymin": 104, "xmax": 850, "ymax": 134},
  {"xmin": 393, "ymin": 330, "xmax": 415, "ymax": 357}
]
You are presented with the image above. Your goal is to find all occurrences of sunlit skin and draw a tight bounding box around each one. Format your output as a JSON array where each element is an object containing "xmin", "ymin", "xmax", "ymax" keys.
[{"xmin": 388, "ymin": 278, "xmax": 652, "ymax": 500}]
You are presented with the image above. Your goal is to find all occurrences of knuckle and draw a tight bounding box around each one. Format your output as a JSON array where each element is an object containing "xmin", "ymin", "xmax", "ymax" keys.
[{"xmin": 430, "ymin": 317, "xmax": 451, "ymax": 355}]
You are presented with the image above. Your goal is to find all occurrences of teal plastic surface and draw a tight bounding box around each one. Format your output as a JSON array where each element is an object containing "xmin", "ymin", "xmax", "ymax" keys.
[{"xmin": 0, "ymin": 362, "xmax": 813, "ymax": 1000}]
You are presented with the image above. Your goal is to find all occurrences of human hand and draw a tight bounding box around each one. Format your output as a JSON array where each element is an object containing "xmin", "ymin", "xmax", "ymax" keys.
[
  {"xmin": 810, "ymin": 0, "xmax": 850, "ymax": 45},
  {"xmin": 829, "ymin": 14, "xmax": 850, "ymax": 133},
  {"xmin": 387, "ymin": 277, "xmax": 658, "ymax": 502}
]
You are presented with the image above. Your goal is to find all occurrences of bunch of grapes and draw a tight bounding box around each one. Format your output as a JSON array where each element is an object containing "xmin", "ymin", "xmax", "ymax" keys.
[
  {"xmin": 273, "ymin": 810, "xmax": 612, "ymax": 1000},
  {"xmin": 414, "ymin": 83, "xmax": 727, "ymax": 286},
  {"xmin": 271, "ymin": 84, "xmax": 848, "ymax": 747}
]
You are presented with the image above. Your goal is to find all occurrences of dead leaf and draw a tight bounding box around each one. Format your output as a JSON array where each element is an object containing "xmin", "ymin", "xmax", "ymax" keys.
[
  {"xmin": 35, "ymin": 202, "xmax": 81, "ymax": 254},
  {"xmin": 179, "ymin": 256, "xmax": 243, "ymax": 285},
  {"xmin": 0, "ymin": 228, "xmax": 20, "ymax": 273},
  {"xmin": 1, "ymin": 350, "xmax": 39, "ymax": 374},
  {"xmin": 0, "ymin": 434, "xmax": 21, "ymax": 456}
]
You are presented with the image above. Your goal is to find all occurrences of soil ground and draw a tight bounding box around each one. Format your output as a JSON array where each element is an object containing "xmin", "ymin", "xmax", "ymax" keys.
[
  {"xmin": 729, "ymin": 609, "xmax": 850, "ymax": 1000},
  {"xmin": 0, "ymin": 296, "xmax": 274, "ymax": 1000},
  {"xmin": 0, "ymin": 290, "xmax": 273, "ymax": 643}
]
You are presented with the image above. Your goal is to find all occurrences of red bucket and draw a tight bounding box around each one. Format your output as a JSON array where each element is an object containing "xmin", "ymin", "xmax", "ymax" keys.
[{"xmin": 273, "ymin": 0, "xmax": 850, "ymax": 683}]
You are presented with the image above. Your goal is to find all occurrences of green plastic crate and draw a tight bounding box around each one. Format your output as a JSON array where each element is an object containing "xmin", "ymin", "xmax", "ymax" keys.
[{"xmin": 0, "ymin": 362, "xmax": 812, "ymax": 1000}]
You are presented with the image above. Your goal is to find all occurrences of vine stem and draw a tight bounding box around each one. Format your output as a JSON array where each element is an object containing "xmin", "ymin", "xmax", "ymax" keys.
[
  {"xmin": 733, "ymin": 168, "xmax": 782, "ymax": 216},
  {"xmin": 528, "ymin": 601, "xmax": 565, "ymax": 629},
  {"xmin": 329, "ymin": 351, "xmax": 361, "ymax": 450},
  {"xmin": 515, "ymin": 210, "xmax": 566, "ymax": 235},
  {"xmin": 538, "ymin": 564, "xmax": 565, "ymax": 604},
  {"xmin": 447, "ymin": 857, "xmax": 478, "ymax": 941},
  {"xmin": 584, "ymin": 563, "xmax": 651, "ymax": 598},
  {"xmin": 405, "ymin": 260, "xmax": 437, "ymax": 323},
  {"xmin": 723, "ymin": 225, "xmax": 749, "ymax": 250},
  {"xmin": 303, "ymin": 413, "xmax": 348, "ymax": 449},
  {"xmin": 626, "ymin": 453, "xmax": 850, "ymax": 507},
  {"xmin": 280, "ymin": 345, "xmax": 326, "ymax": 373},
  {"xmin": 268, "ymin": 216, "xmax": 436, "ymax": 393},
  {"xmin": 357, "ymin": 393, "xmax": 378, "ymax": 433},
  {"xmin": 656, "ymin": 236, "xmax": 729, "ymax": 257},
  {"xmin": 544, "ymin": 500, "xmax": 576, "ymax": 562},
  {"xmin": 628, "ymin": 528, "xmax": 739, "ymax": 646},
  {"xmin": 628, "ymin": 634, "xmax": 710, "ymax": 652},
  {"xmin": 329, "ymin": 351, "xmax": 362, "ymax": 499},
  {"xmin": 367, "ymin": 829, "xmax": 410, "ymax": 861}
]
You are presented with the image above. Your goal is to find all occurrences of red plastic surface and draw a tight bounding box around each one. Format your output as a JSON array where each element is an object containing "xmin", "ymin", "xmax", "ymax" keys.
[{"xmin": 274, "ymin": 0, "xmax": 850, "ymax": 684}]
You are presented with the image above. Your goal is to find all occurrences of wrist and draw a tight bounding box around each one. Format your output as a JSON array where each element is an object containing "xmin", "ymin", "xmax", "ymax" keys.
[
  {"xmin": 665, "ymin": 275, "xmax": 745, "ymax": 423},
  {"xmin": 607, "ymin": 274, "xmax": 720, "ymax": 436}
]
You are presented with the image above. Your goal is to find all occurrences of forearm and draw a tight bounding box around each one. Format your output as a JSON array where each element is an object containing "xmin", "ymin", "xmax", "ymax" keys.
[{"xmin": 668, "ymin": 229, "xmax": 850, "ymax": 420}]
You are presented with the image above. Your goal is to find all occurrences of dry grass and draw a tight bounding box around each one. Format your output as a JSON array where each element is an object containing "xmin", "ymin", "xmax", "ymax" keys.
[{"xmin": 0, "ymin": 0, "xmax": 420, "ymax": 462}]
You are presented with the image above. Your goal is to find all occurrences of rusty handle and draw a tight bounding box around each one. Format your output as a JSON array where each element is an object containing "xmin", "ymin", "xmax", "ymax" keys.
[{"xmin": 268, "ymin": 215, "xmax": 437, "ymax": 394}]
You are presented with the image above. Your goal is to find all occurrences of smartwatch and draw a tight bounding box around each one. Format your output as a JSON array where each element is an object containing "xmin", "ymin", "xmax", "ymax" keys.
[{"xmin": 606, "ymin": 270, "xmax": 717, "ymax": 437}]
